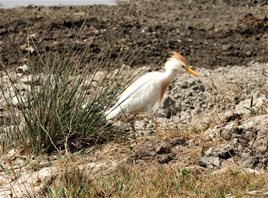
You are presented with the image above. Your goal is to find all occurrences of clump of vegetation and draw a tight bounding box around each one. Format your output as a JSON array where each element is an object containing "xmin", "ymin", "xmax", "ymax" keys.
[
  {"xmin": 0, "ymin": 43, "xmax": 140, "ymax": 154},
  {"xmin": 45, "ymin": 168, "xmax": 94, "ymax": 198},
  {"xmin": 45, "ymin": 165, "xmax": 268, "ymax": 197},
  {"xmin": 244, "ymin": 95, "xmax": 267, "ymax": 116}
]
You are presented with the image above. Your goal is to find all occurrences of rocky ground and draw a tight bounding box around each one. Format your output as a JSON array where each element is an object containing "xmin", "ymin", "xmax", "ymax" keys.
[
  {"xmin": 0, "ymin": 0, "xmax": 268, "ymax": 197},
  {"xmin": 0, "ymin": 61, "xmax": 267, "ymax": 197}
]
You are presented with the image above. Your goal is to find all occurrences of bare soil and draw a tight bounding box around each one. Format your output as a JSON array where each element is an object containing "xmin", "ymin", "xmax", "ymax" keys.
[{"xmin": 0, "ymin": 0, "xmax": 267, "ymax": 69}]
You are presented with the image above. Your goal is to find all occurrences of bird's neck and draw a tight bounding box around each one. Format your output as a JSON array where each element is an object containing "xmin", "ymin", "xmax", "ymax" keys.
[
  {"xmin": 164, "ymin": 69, "xmax": 177, "ymax": 82},
  {"xmin": 159, "ymin": 69, "xmax": 177, "ymax": 100}
]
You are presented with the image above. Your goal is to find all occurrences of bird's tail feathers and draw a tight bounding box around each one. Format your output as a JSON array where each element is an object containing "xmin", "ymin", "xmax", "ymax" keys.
[{"xmin": 104, "ymin": 106, "xmax": 122, "ymax": 120}]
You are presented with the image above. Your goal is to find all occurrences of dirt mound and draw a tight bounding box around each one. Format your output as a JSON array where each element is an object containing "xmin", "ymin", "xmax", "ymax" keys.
[{"xmin": 202, "ymin": 114, "xmax": 268, "ymax": 169}]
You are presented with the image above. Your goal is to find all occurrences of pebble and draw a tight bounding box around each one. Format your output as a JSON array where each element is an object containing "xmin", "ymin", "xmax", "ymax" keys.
[{"xmin": 199, "ymin": 156, "xmax": 221, "ymax": 168}]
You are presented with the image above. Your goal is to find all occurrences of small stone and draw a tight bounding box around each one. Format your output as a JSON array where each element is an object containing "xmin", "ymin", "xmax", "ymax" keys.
[
  {"xmin": 180, "ymin": 111, "xmax": 191, "ymax": 123},
  {"xmin": 246, "ymin": 51, "xmax": 252, "ymax": 56},
  {"xmin": 199, "ymin": 156, "xmax": 221, "ymax": 168},
  {"xmin": 222, "ymin": 44, "xmax": 232, "ymax": 51},
  {"xmin": 204, "ymin": 147, "xmax": 213, "ymax": 156},
  {"xmin": 242, "ymin": 157, "xmax": 256, "ymax": 169},
  {"xmin": 220, "ymin": 129, "xmax": 233, "ymax": 140}
]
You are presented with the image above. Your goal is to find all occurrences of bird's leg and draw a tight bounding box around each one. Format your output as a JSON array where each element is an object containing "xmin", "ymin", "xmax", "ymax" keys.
[
  {"xmin": 129, "ymin": 117, "xmax": 137, "ymax": 140},
  {"xmin": 120, "ymin": 109, "xmax": 137, "ymax": 140},
  {"xmin": 146, "ymin": 108, "xmax": 156, "ymax": 133},
  {"xmin": 150, "ymin": 114, "xmax": 159, "ymax": 133},
  {"xmin": 123, "ymin": 115, "xmax": 137, "ymax": 141}
]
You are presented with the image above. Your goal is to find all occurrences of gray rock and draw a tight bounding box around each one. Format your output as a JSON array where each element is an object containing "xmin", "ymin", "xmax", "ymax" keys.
[
  {"xmin": 0, "ymin": 166, "xmax": 57, "ymax": 198},
  {"xmin": 222, "ymin": 119, "xmax": 241, "ymax": 137},
  {"xmin": 212, "ymin": 144, "xmax": 235, "ymax": 159},
  {"xmin": 220, "ymin": 128, "xmax": 233, "ymax": 140},
  {"xmin": 204, "ymin": 114, "xmax": 268, "ymax": 170},
  {"xmin": 199, "ymin": 156, "xmax": 221, "ymax": 168},
  {"xmin": 240, "ymin": 115, "xmax": 268, "ymax": 153},
  {"xmin": 222, "ymin": 44, "xmax": 232, "ymax": 51}
]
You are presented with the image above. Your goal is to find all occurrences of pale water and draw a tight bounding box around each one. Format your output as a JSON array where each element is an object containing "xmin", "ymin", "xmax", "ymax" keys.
[{"xmin": 0, "ymin": 0, "xmax": 116, "ymax": 8}]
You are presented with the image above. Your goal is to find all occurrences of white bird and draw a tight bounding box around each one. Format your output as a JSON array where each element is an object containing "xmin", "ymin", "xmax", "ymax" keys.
[{"xmin": 105, "ymin": 51, "xmax": 199, "ymax": 120}]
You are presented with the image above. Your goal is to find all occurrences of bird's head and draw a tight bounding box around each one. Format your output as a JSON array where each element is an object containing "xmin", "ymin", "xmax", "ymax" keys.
[{"xmin": 164, "ymin": 51, "xmax": 199, "ymax": 77}]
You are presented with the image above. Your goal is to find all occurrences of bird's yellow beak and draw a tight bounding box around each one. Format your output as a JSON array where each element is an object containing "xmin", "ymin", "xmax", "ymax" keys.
[{"xmin": 183, "ymin": 65, "xmax": 199, "ymax": 77}]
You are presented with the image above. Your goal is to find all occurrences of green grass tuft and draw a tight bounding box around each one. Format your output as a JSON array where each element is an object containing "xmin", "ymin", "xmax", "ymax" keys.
[{"xmin": 0, "ymin": 44, "xmax": 141, "ymax": 154}]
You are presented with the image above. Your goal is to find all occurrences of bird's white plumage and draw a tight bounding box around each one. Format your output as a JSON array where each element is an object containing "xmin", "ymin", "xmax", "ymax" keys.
[
  {"xmin": 105, "ymin": 52, "xmax": 199, "ymax": 120},
  {"xmin": 105, "ymin": 72, "xmax": 164, "ymax": 119}
]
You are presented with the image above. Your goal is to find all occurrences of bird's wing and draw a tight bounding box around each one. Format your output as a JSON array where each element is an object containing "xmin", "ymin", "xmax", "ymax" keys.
[
  {"xmin": 116, "ymin": 71, "xmax": 164, "ymax": 113},
  {"xmin": 118, "ymin": 72, "xmax": 162, "ymax": 103}
]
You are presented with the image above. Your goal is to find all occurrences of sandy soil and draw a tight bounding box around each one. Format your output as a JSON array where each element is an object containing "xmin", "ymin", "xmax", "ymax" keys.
[{"xmin": 0, "ymin": 0, "xmax": 267, "ymax": 69}]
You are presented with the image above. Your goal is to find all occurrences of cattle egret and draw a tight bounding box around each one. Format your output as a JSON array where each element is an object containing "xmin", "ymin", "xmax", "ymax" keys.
[{"xmin": 105, "ymin": 51, "xmax": 199, "ymax": 120}]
